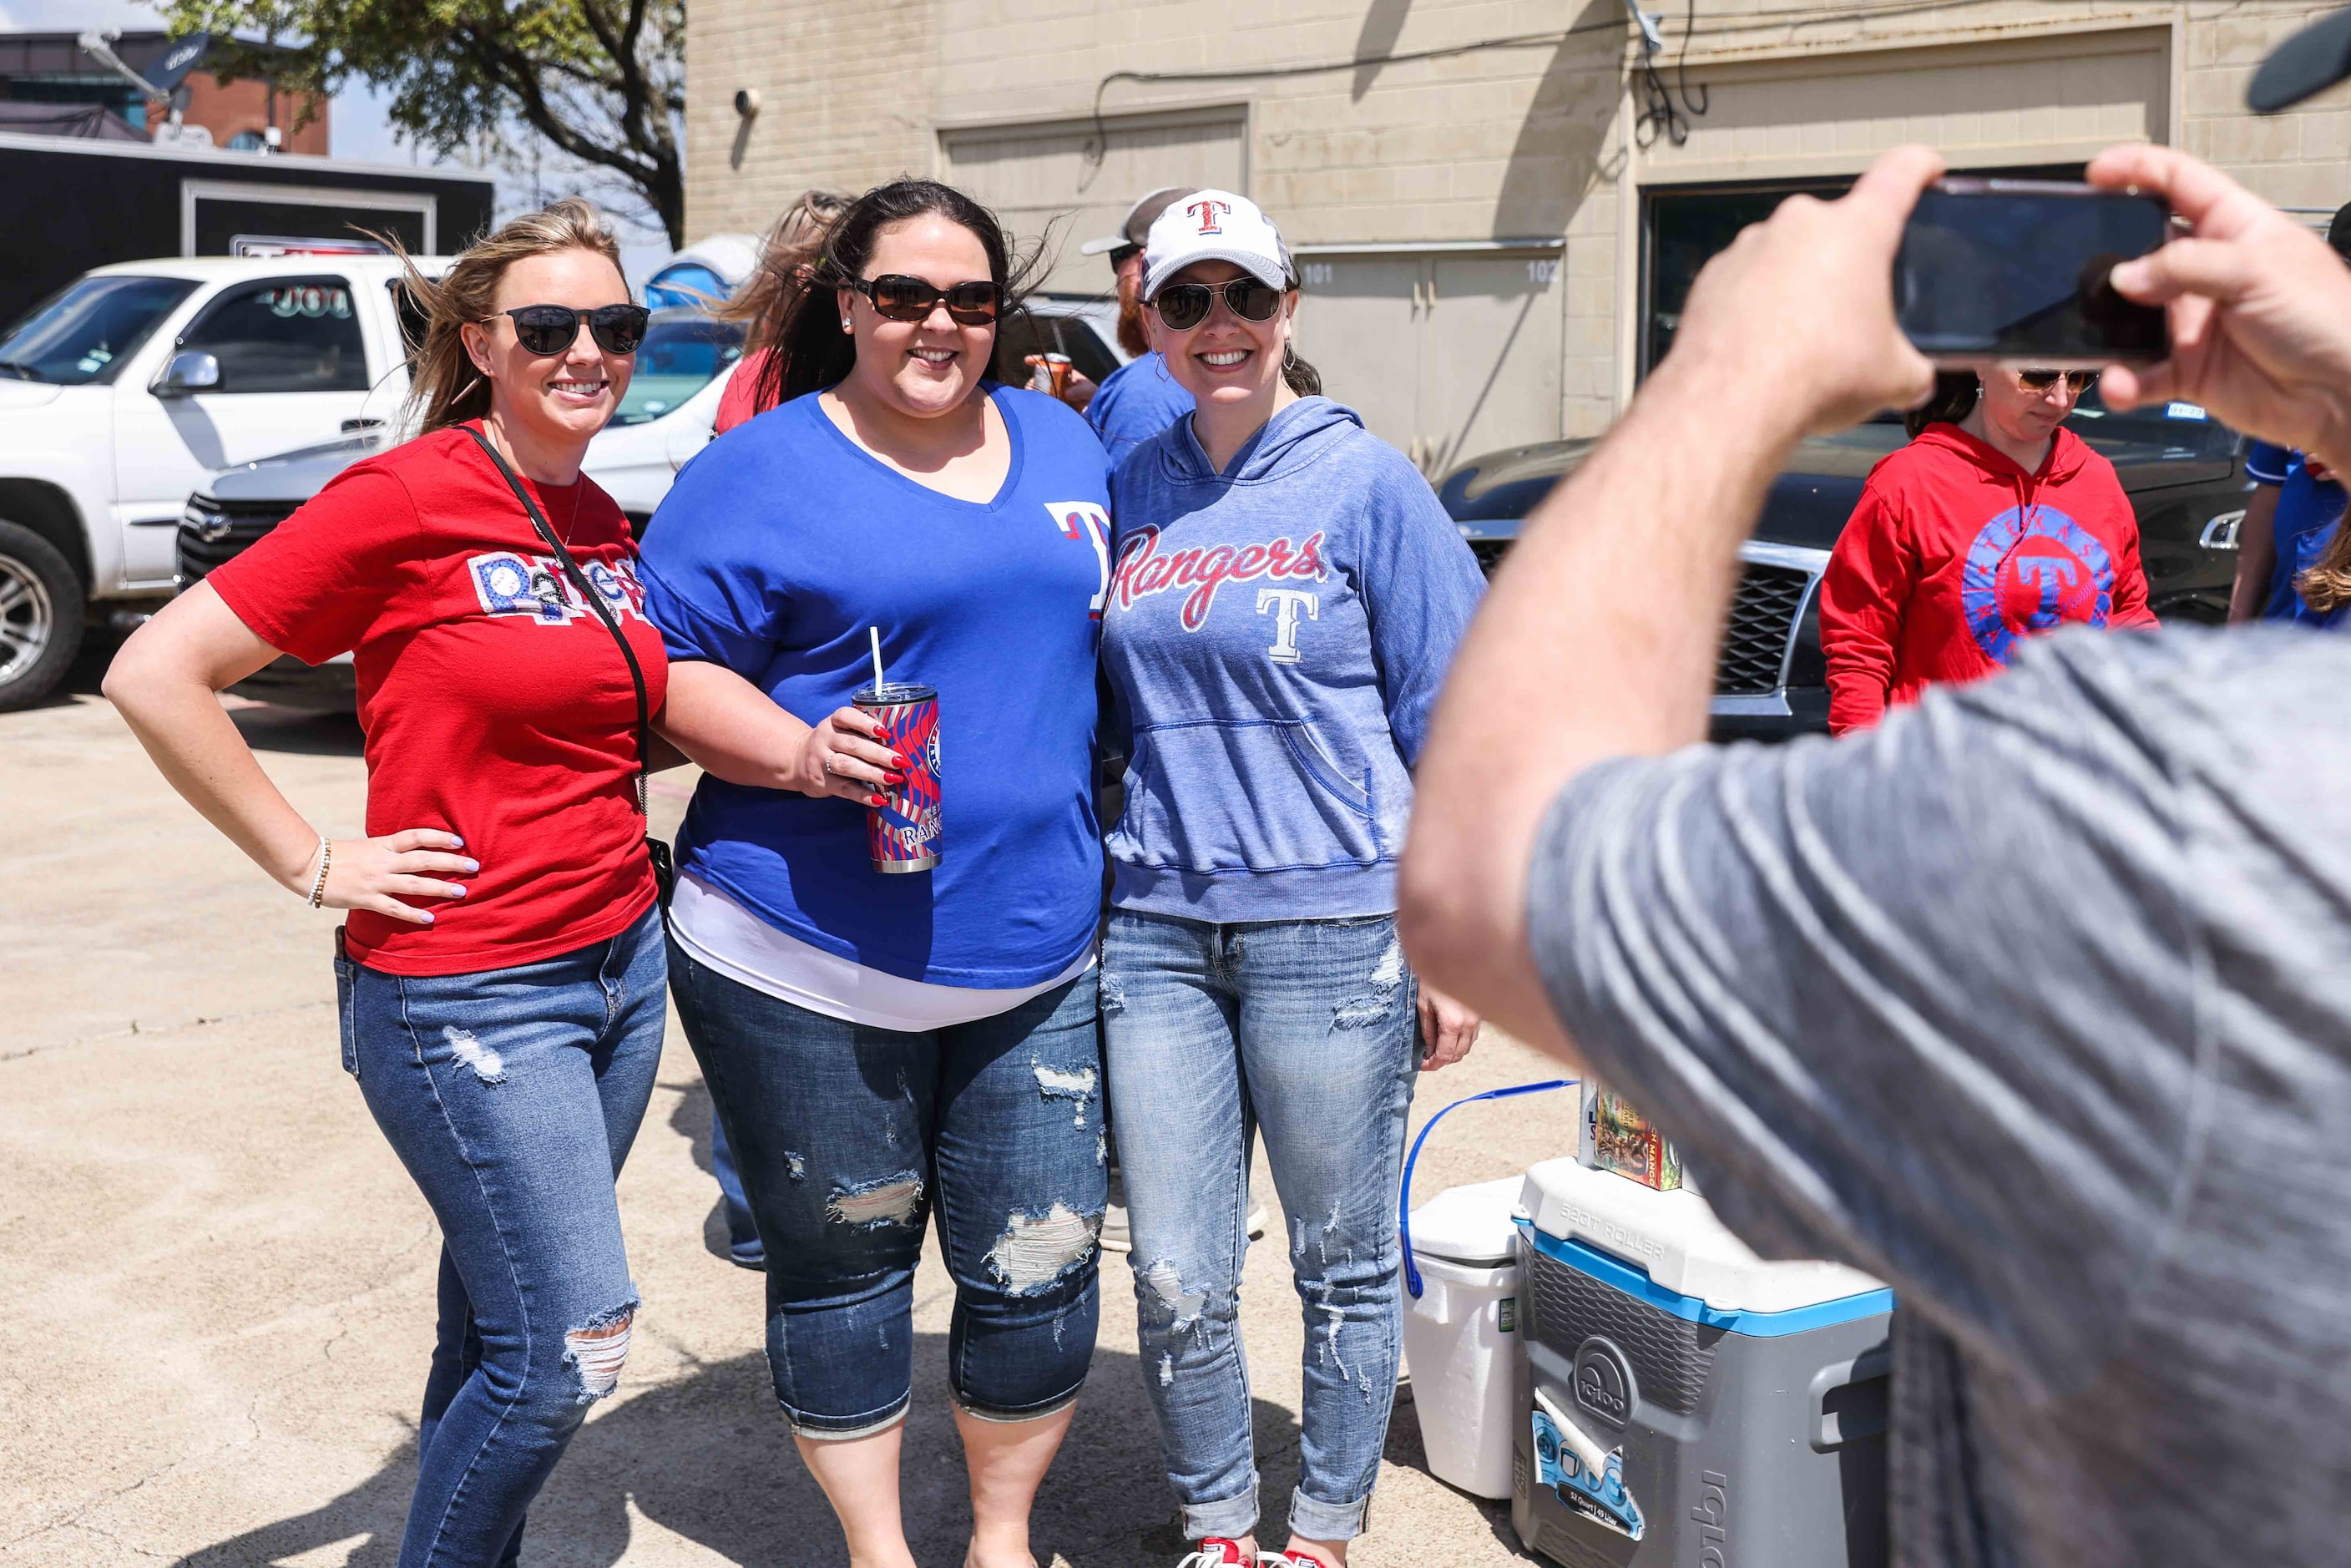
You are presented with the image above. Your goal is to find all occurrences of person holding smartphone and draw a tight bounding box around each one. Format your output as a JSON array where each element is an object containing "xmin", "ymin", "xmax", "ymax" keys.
[
  {"xmin": 104, "ymin": 200, "xmax": 665, "ymax": 1567},
  {"xmin": 640, "ymin": 180, "xmax": 1110, "ymax": 1568},
  {"xmin": 1819, "ymin": 361, "xmax": 2156, "ymax": 734},
  {"xmin": 1097, "ymin": 190, "xmax": 1485, "ymax": 1568}
]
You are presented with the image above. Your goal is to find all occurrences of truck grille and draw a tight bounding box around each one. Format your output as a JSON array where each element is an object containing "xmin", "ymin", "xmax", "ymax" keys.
[
  {"xmin": 177, "ymin": 494, "xmax": 299, "ymax": 584},
  {"xmin": 1715, "ymin": 561, "xmax": 1811, "ymax": 695}
]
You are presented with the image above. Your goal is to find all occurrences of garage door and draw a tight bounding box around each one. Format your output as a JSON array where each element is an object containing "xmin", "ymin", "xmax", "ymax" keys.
[
  {"xmin": 939, "ymin": 108, "xmax": 1246, "ymax": 290},
  {"xmin": 1292, "ymin": 245, "xmax": 1564, "ymax": 476},
  {"xmin": 1642, "ymin": 27, "xmax": 2170, "ymax": 185}
]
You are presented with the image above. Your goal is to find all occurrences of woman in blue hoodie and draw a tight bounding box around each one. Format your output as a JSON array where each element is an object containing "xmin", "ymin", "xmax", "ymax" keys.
[{"xmin": 1099, "ymin": 190, "xmax": 1488, "ymax": 1568}]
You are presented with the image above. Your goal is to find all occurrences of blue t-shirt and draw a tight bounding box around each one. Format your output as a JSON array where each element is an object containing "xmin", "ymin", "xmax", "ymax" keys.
[
  {"xmin": 1085, "ymin": 352, "xmax": 1195, "ymax": 463},
  {"xmin": 639, "ymin": 384, "xmax": 1112, "ymax": 987},
  {"xmin": 2247, "ymin": 440, "xmax": 2350, "ymax": 624}
]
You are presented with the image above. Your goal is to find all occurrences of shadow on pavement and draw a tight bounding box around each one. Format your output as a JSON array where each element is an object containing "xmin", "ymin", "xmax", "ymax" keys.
[{"xmin": 168, "ymin": 1335, "xmax": 1322, "ymax": 1567}]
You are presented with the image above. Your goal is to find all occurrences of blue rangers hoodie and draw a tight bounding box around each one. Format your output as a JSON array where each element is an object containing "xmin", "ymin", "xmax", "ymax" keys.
[{"xmin": 1101, "ymin": 396, "xmax": 1486, "ymax": 922}]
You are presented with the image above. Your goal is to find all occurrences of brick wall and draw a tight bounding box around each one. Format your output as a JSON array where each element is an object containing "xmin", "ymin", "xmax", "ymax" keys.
[{"xmin": 179, "ymin": 72, "xmax": 329, "ymax": 156}]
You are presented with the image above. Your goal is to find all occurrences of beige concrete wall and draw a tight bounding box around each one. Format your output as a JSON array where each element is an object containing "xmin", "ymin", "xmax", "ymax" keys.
[{"xmin": 688, "ymin": 0, "xmax": 2350, "ymax": 445}]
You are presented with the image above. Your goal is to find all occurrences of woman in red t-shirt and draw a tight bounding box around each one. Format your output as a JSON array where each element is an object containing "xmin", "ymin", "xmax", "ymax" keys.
[
  {"xmin": 1820, "ymin": 366, "xmax": 2157, "ymax": 735},
  {"xmin": 107, "ymin": 200, "xmax": 668, "ymax": 1564}
]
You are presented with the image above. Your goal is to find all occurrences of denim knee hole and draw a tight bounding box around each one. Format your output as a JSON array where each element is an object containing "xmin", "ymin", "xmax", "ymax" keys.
[
  {"xmin": 986, "ymin": 1203, "xmax": 1100, "ymax": 1293},
  {"xmin": 564, "ymin": 1297, "xmax": 639, "ymax": 1404}
]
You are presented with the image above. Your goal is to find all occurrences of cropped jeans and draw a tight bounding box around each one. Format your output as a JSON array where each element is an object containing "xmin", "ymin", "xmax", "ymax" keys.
[
  {"xmin": 336, "ymin": 905, "xmax": 665, "ymax": 1568},
  {"xmin": 1102, "ymin": 910, "xmax": 1420, "ymax": 1544},
  {"xmin": 667, "ymin": 942, "xmax": 1107, "ymax": 1436}
]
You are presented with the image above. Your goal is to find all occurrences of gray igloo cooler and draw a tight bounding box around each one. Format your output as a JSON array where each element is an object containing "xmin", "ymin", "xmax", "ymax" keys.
[{"xmin": 1512, "ymin": 1157, "xmax": 1893, "ymax": 1568}]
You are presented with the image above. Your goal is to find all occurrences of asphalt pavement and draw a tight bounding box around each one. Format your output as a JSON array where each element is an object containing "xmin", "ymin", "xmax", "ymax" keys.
[{"xmin": 0, "ymin": 638, "xmax": 1575, "ymax": 1566}]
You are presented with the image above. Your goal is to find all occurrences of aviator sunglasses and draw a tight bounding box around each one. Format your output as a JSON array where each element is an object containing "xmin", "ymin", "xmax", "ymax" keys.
[
  {"xmin": 847, "ymin": 275, "xmax": 1005, "ymax": 326},
  {"xmin": 2014, "ymin": 367, "xmax": 2100, "ymax": 394},
  {"xmin": 1151, "ymin": 276, "xmax": 1283, "ymax": 331},
  {"xmin": 485, "ymin": 303, "xmax": 651, "ymax": 357}
]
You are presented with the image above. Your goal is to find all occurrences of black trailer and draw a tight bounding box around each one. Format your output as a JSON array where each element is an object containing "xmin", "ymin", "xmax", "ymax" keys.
[{"xmin": 0, "ymin": 129, "xmax": 496, "ymax": 324}]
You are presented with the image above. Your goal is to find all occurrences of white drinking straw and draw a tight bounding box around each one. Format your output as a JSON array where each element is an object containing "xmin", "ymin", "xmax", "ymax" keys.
[{"xmin": 869, "ymin": 626, "xmax": 887, "ymax": 695}]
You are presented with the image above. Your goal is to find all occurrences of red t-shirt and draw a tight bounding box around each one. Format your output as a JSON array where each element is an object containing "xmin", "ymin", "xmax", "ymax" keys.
[
  {"xmin": 207, "ymin": 422, "xmax": 667, "ymax": 975},
  {"xmin": 1819, "ymin": 422, "xmax": 2156, "ymax": 735},
  {"xmin": 712, "ymin": 348, "xmax": 776, "ymax": 436}
]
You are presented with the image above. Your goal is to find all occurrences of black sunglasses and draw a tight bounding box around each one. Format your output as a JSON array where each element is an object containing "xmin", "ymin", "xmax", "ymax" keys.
[
  {"xmin": 1151, "ymin": 277, "xmax": 1283, "ymax": 331},
  {"xmin": 2015, "ymin": 367, "xmax": 2099, "ymax": 393},
  {"xmin": 849, "ymin": 275, "xmax": 1004, "ymax": 326},
  {"xmin": 487, "ymin": 303, "xmax": 650, "ymax": 357}
]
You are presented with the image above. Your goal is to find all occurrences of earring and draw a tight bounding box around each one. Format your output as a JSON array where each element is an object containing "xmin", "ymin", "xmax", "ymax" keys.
[{"xmin": 842, "ymin": 319, "xmax": 853, "ymax": 332}]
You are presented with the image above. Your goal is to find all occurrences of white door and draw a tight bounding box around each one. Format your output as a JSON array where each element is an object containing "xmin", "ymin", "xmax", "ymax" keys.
[
  {"xmin": 113, "ymin": 274, "xmax": 375, "ymax": 584},
  {"xmin": 1423, "ymin": 252, "xmax": 1564, "ymax": 477},
  {"xmin": 1290, "ymin": 255, "xmax": 1423, "ymax": 458}
]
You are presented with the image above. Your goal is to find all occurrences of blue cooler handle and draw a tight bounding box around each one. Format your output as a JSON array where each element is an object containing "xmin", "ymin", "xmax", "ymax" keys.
[{"xmin": 1400, "ymin": 1078, "xmax": 1575, "ymax": 1299}]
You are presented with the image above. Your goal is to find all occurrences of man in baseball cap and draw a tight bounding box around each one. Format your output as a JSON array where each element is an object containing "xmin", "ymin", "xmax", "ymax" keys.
[{"xmin": 1083, "ymin": 186, "xmax": 1204, "ymax": 463}]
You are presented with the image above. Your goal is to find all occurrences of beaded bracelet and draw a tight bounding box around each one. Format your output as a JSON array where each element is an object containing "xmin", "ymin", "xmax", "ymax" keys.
[{"xmin": 306, "ymin": 836, "xmax": 331, "ymax": 909}]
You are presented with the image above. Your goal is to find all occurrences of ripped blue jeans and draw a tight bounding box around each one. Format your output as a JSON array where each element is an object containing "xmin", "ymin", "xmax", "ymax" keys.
[
  {"xmin": 1102, "ymin": 911, "xmax": 1419, "ymax": 1544},
  {"xmin": 336, "ymin": 906, "xmax": 665, "ymax": 1568},
  {"xmin": 666, "ymin": 943, "xmax": 1105, "ymax": 1437}
]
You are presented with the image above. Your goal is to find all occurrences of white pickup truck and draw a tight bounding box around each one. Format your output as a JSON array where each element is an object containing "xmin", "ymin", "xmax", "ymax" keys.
[{"xmin": 0, "ymin": 254, "xmax": 446, "ymax": 710}]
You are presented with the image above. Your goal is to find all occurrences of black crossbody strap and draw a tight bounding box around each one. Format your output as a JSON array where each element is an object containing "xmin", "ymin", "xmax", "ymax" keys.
[{"xmin": 463, "ymin": 424, "xmax": 653, "ymax": 817}]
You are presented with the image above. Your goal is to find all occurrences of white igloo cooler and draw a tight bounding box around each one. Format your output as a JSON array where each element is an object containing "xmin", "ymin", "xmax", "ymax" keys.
[
  {"xmin": 1512, "ymin": 1157, "xmax": 1893, "ymax": 1568},
  {"xmin": 1401, "ymin": 1175, "xmax": 1524, "ymax": 1499}
]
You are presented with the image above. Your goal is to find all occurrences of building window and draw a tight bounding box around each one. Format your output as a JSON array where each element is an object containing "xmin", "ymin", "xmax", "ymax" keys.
[
  {"xmin": 225, "ymin": 129, "xmax": 269, "ymax": 153},
  {"xmin": 1639, "ymin": 165, "xmax": 2083, "ymax": 380}
]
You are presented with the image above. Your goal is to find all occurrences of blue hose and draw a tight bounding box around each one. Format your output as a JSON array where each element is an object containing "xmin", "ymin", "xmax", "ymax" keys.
[{"xmin": 1400, "ymin": 1078, "xmax": 1575, "ymax": 1299}]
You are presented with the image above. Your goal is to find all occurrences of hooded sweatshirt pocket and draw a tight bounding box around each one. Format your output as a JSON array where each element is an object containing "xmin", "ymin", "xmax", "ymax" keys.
[{"xmin": 1115, "ymin": 718, "xmax": 1381, "ymax": 873}]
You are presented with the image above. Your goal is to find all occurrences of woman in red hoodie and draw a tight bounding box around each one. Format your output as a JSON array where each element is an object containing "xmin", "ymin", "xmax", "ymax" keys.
[{"xmin": 1821, "ymin": 366, "xmax": 2156, "ymax": 734}]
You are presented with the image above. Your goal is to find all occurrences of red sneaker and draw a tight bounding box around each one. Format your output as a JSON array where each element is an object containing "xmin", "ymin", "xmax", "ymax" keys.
[{"xmin": 1178, "ymin": 1541, "xmax": 1252, "ymax": 1568}]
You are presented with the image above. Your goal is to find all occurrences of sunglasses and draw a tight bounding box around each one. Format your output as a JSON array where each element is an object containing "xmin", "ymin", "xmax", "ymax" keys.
[
  {"xmin": 485, "ymin": 303, "xmax": 650, "ymax": 357},
  {"xmin": 1151, "ymin": 277, "xmax": 1284, "ymax": 332},
  {"xmin": 2015, "ymin": 367, "xmax": 2099, "ymax": 393},
  {"xmin": 848, "ymin": 275, "xmax": 1004, "ymax": 326}
]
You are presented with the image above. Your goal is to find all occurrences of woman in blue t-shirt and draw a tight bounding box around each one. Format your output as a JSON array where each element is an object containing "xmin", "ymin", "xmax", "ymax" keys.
[{"xmin": 640, "ymin": 180, "xmax": 1111, "ymax": 1568}]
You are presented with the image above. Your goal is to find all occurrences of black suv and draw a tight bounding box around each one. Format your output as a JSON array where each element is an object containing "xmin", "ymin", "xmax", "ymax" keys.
[{"xmin": 1438, "ymin": 397, "xmax": 2254, "ymax": 741}]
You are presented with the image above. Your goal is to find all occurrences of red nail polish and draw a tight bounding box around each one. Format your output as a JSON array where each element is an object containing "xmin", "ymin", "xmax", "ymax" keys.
[
  {"xmin": 884, "ymin": 771, "xmax": 906, "ymax": 785},
  {"xmin": 892, "ymin": 752, "xmax": 911, "ymax": 768},
  {"xmin": 868, "ymin": 794, "xmax": 886, "ymax": 807}
]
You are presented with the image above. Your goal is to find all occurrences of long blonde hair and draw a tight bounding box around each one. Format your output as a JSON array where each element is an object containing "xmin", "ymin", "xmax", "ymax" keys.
[
  {"xmin": 387, "ymin": 197, "xmax": 626, "ymax": 435},
  {"xmin": 2296, "ymin": 507, "xmax": 2351, "ymax": 614}
]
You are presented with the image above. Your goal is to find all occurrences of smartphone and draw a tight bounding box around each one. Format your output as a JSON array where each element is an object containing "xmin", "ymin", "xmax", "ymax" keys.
[{"xmin": 1894, "ymin": 178, "xmax": 2172, "ymax": 365}]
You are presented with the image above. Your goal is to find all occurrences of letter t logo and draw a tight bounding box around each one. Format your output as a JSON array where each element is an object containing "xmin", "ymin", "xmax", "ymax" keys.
[{"xmin": 1256, "ymin": 587, "xmax": 1317, "ymax": 664}]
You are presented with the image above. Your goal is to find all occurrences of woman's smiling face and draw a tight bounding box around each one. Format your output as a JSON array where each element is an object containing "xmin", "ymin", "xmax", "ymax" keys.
[
  {"xmin": 839, "ymin": 214, "xmax": 998, "ymax": 420},
  {"xmin": 463, "ymin": 246, "xmax": 636, "ymax": 447},
  {"xmin": 1146, "ymin": 259, "xmax": 1296, "ymax": 409}
]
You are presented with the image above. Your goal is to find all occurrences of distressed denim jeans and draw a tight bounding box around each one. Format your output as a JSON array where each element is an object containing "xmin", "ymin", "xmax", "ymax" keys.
[
  {"xmin": 666, "ymin": 943, "xmax": 1106, "ymax": 1436},
  {"xmin": 336, "ymin": 906, "xmax": 665, "ymax": 1568},
  {"xmin": 1101, "ymin": 911, "xmax": 1419, "ymax": 1544}
]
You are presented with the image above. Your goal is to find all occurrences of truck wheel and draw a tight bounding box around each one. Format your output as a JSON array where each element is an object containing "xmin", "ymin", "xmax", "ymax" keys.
[{"xmin": 0, "ymin": 519, "xmax": 85, "ymax": 713}]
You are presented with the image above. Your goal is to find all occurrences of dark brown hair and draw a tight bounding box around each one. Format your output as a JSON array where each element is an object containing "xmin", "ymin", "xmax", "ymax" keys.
[{"xmin": 1904, "ymin": 370, "xmax": 1979, "ymax": 440}]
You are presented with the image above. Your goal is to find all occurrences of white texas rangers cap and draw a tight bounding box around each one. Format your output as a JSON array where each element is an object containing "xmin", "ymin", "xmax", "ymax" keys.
[{"xmin": 1141, "ymin": 189, "xmax": 1292, "ymax": 301}]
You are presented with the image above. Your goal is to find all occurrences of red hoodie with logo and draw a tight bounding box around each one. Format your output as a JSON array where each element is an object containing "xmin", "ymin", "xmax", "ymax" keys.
[{"xmin": 1819, "ymin": 422, "xmax": 2156, "ymax": 735}]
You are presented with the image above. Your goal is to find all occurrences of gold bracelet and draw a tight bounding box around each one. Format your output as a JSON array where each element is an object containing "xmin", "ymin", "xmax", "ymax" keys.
[{"xmin": 306, "ymin": 836, "xmax": 331, "ymax": 909}]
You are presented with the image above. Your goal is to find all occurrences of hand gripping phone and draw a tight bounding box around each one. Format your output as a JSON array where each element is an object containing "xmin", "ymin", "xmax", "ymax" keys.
[{"xmin": 1895, "ymin": 177, "xmax": 2172, "ymax": 366}]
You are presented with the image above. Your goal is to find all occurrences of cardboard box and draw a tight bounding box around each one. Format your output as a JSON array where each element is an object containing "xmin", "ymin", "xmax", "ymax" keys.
[{"xmin": 1580, "ymin": 1086, "xmax": 1683, "ymax": 1191}]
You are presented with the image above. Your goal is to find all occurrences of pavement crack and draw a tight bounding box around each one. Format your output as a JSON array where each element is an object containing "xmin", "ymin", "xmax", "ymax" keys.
[{"xmin": 1, "ymin": 999, "xmax": 334, "ymax": 1063}]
